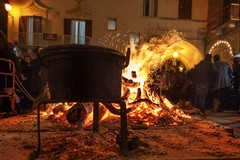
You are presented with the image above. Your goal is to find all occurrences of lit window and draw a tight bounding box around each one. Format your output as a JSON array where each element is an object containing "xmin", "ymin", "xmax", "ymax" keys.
[
  {"xmin": 64, "ymin": 19, "xmax": 92, "ymax": 45},
  {"xmin": 108, "ymin": 19, "xmax": 117, "ymax": 30},
  {"xmin": 19, "ymin": 16, "xmax": 42, "ymax": 46},
  {"xmin": 71, "ymin": 20, "xmax": 86, "ymax": 44}
]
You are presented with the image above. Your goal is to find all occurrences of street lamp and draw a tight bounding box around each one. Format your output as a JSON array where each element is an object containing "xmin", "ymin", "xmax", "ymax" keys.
[
  {"xmin": 173, "ymin": 51, "xmax": 178, "ymax": 67},
  {"xmin": 4, "ymin": 3, "xmax": 14, "ymax": 43},
  {"xmin": 4, "ymin": 3, "xmax": 14, "ymax": 28},
  {"xmin": 5, "ymin": 3, "xmax": 12, "ymax": 12},
  {"xmin": 173, "ymin": 51, "xmax": 179, "ymax": 58}
]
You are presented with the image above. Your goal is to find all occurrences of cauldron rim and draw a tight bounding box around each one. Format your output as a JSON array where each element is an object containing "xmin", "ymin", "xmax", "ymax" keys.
[
  {"xmin": 39, "ymin": 44, "xmax": 125, "ymax": 59},
  {"xmin": 38, "ymin": 44, "xmax": 127, "ymax": 100}
]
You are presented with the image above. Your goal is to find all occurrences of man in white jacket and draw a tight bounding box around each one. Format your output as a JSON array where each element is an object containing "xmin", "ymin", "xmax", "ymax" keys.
[{"xmin": 211, "ymin": 54, "xmax": 232, "ymax": 112}]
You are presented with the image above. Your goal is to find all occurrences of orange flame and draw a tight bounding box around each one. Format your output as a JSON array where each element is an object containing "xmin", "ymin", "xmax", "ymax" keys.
[{"xmin": 44, "ymin": 29, "xmax": 191, "ymax": 127}]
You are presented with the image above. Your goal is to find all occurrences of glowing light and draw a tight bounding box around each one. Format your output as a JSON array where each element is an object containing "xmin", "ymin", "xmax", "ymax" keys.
[
  {"xmin": 5, "ymin": 3, "xmax": 12, "ymax": 12},
  {"xmin": 209, "ymin": 40, "xmax": 233, "ymax": 57},
  {"xmin": 45, "ymin": 29, "xmax": 192, "ymax": 127},
  {"xmin": 173, "ymin": 51, "xmax": 179, "ymax": 58}
]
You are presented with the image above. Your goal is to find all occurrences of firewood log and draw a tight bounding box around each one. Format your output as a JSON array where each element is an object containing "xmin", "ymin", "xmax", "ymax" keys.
[
  {"xmin": 122, "ymin": 76, "xmax": 140, "ymax": 88},
  {"xmin": 66, "ymin": 103, "xmax": 89, "ymax": 125}
]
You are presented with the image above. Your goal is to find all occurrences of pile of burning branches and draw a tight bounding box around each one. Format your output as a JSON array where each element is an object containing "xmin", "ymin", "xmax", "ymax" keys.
[
  {"xmin": 42, "ymin": 29, "xmax": 192, "ymax": 128},
  {"xmin": 43, "ymin": 73, "xmax": 191, "ymax": 128}
]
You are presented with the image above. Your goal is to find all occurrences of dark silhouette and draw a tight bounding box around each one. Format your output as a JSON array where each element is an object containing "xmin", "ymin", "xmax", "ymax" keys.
[
  {"xmin": 0, "ymin": 31, "xmax": 23, "ymax": 113},
  {"xmin": 191, "ymin": 54, "xmax": 218, "ymax": 113}
]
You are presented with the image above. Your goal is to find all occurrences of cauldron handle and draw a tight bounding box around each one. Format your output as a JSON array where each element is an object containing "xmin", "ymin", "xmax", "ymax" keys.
[{"xmin": 123, "ymin": 47, "xmax": 130, "ymax": 68}]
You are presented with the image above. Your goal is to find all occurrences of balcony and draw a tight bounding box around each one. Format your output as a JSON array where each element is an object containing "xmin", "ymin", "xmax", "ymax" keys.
[
  {"xmin": 13, "ymin": 32, "xmax": 92, "ymax": 47},
  {"xmin": 207, "ymin": 3, "xmax": 239, "ymax": 34}
]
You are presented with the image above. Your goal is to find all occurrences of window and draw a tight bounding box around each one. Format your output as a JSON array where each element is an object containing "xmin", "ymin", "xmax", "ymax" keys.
[
  {"xmin": 178, "ymin": 0, "xmax": 192, "ymax": 19},
  {"xmin": 71, "ymin": 20, "xmax": 86, "ymax": 44},
  {"xmin": 143, "ymin": 0, "xmax": 158, "ymax": 17},
  {"xmin": 64, "ymin": 19, "xmax": 92, "ymax": 44},
  {"xmin": 19, "ymin": 16, "xmax": 42, "ymax": 46},
  {"xmin": 107, "ymin": 19, "xmax": 117, "ymax": 30},
  {"xmin": 230, "ymin": 3, "xmax": 240, "ymax": 20},
  {"xmin": 130, "ymin": 33, "xmax": 140, "ymax": 46},
  {"xmin": 18, "ymin": 16, "xmax": 42, "ymax": 33}
]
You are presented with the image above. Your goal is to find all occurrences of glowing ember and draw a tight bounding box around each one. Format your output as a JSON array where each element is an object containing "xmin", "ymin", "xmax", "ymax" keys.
[
  {"xmin": 44, "ymin": 29, "xmax": 191, "ymax": 127},
  {"xmin": 127, "ymin": 97, "xmax": 191, "ymax": 126},
  {"xmin": 43, "ymin": 102, "xmax": 115, "ymax": 127},
  {"xmin": 119, "ymin": 29, "xmax": 191, "ymax": 126},
  {"xmin": 83, "ymin": 103, "xmax": 115, "ymax": 126}
]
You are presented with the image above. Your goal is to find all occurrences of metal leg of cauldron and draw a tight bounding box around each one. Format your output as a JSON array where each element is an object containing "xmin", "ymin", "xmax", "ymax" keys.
[
  {"xmin": 37, "ymin": 101, "xmax": 41, "ymax": 156},
  {"xmin": 37, "ymin": 103, "xmax": 41, "ymax": 155},
  {"xmin": 32, "ymin": 101, "xmax": 42, "ymax": 158},
  {"xmin": 93, "ymin": 101, "xmax": 99, "ymax": 132},
  {"xmin": 119, "ymin": 101, "xmax": 131, "ymax": 156}
]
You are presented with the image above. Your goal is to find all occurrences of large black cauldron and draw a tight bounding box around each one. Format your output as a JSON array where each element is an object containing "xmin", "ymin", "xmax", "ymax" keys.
[{"xmin": 39, "ymin": 44, "xmax": 130, "ymax": 101}]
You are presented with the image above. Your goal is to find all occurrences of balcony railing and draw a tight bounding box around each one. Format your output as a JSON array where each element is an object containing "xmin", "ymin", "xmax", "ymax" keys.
[
  {"xmin": 207, "ymin": 3, "xmax": 239, "ymax": 32},
  {"xmin": 13, "ymin": 32, "xmax": 92, "ymax": 47}
]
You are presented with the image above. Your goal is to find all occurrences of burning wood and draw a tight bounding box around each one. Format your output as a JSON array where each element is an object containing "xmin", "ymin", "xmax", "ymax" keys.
[
  {"xmin": 126, "ymin": 97, "xmax": 191, "ymax": 126},
  {"xmin": 43, "ymin": 102, "xmax": 126, "ymax": 128},
  {"xmin": 52, "ymin": 104, "xmax": 68, "ymax": 115},
  {"xmin": 122, "ymin": 76, "xmax": 140, "ymax": 88},
  {"xmin": 122, "ymin": 74, "xmax": 142, "ymax": 103},
  {"xmin": 121, "ymin": 87, "xmax": 130, "ymax": 99},
  {"xmin": 66, "ymin": 103, "xmax": 92, "ymax": 126},
  {"xmin": 43, "ymin": 80, "xmax": 191, "ymax": 129},
  {"xmin": 43, "ymin": 30, "xmax": 193, "ymax": 128}
]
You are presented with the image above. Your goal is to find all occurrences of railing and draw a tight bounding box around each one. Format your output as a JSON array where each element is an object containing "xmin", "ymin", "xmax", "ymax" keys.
[
  {"xmin": 207, "ymin": 3, "xmax": 239, "ymax": 32},
  {"xmin": 0, "ymin": 58, "xmax": 16, "ymax": 112},
  {"xmin": 13, "ymin": 32, "xmax": 92, "ymax": 47}
]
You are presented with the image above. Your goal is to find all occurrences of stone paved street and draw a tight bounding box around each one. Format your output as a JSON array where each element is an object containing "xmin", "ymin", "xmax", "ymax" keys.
[{"xmin": 206, "ymin": 110, "xmax": 240, "ymax": 139}]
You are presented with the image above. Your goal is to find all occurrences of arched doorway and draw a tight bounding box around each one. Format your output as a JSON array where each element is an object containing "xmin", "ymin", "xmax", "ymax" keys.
[
  {"xmin": 161, "ymin": 58, "xmax": 186, "ymax": 72},
  {"xmin": 160, "ymin": 40, "xmax": 203, "ymax": 70},
  {"xmin": 153, "ymin": 40, "xmax": 203, "ymax": 103},
  {"xmin": 209, "ymin": 40, "xmax": 233, "ymax": 65}
]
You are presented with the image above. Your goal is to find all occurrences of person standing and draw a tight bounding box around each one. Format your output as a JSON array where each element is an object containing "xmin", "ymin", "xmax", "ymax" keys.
[
  {"xmin": 21, "ymin": 55, "xmax": 33, "ymax": 91},
  {"xmin": 0, "ymin": 30, "xmax": 23, "ymax": 114},
  {"xmin": 191, "ymin": 53, "xmax": 218, "ymax": 114},
  {"xmin": 233, "ymin": 54, "xmax": 240, "ymax": 95},
  {"xmin": 232, "ymin": 54, "xmax": 240, "ymax": 111},
  {"xmin": 20, "ymin": 55, "xmax": 33, "ymax": 108},
  {"xmin": 211, "ymin": 54, "xmax": 232, "ymax": 112}
]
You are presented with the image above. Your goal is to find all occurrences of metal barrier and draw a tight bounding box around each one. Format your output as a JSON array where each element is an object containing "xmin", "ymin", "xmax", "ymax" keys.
[{"xmin": 0, "ymin": 58, "xmax": 16, "ymax": 112}]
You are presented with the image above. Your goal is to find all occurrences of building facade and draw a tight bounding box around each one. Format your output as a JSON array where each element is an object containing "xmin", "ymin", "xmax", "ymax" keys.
[{"xmin": 206, "ymin": 0, "xmax": 240, "ymax": 65}]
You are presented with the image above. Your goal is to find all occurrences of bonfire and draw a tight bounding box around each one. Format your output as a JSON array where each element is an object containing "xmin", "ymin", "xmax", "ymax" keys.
[{"xmin": 43, "ymin": 29, "xmax": 192, "ymax": 128}]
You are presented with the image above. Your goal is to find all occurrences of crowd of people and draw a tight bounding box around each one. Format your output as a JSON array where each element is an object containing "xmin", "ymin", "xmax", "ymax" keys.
[
  {"xmin": 191, "ymin": 53, "xmax": 231, "ymax": 114},
  {"xmin": 0, "ymin": 31, "xmax": 44, "ymax": 115},
  {"xmin": 155, "ymin": 53, "xmax": 240, "ymax": 115}
]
